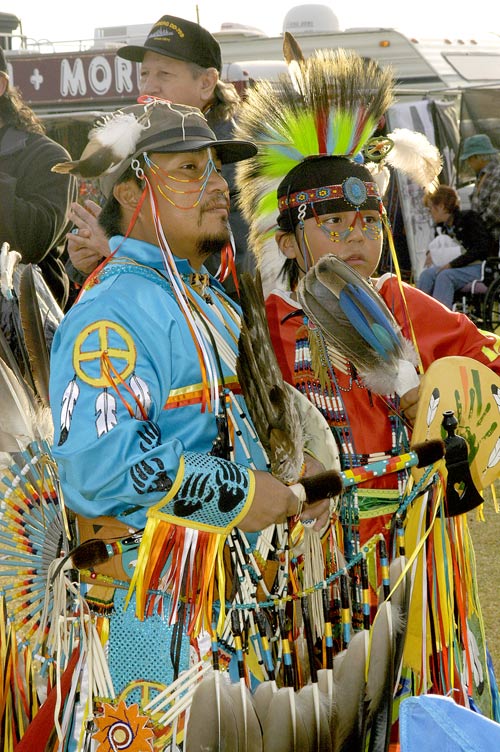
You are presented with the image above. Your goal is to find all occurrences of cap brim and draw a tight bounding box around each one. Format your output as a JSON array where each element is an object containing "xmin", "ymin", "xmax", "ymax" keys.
[
  {"xmin": 460, "ymin": 150, "xmax": 496, "ymax": 160},
  {"xmin": 117, "ymin": 44, "xmax": 148, "ymax": 63},
  {"xmin": 99, "ymin": 138, "xmax": 257, "ymax": 198},
  {"xmin": 117, "ymin": 43, "xmax": 197, "ymax": 67},
  {"xmin": 150, "ymin": 138, "xmax": 257, "ymax": 165}
]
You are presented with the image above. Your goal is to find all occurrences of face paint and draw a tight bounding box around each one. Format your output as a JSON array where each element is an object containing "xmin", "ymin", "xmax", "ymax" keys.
[
  {"xmin": 143, "ymin": 147, "xmax": 222, "ymax": 209},
  {"xmin": 314, "ymin": 209, "xmax": 383, "ymax": 243}
]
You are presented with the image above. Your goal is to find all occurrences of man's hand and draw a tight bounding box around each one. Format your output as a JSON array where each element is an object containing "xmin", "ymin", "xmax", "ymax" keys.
[
  {"xmin": 400, "ymin": 384, "xmax": 420, "ymax": 426},
  {"xmin": 67, "ymin": 200, "xmax": 109, "ymax": 274},
  {"xmin": 239, "ymin": 469, "xmax": 332, "ymax": 533}
]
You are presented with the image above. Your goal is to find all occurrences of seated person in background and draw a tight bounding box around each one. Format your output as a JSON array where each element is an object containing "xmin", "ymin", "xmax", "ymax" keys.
[
  {"xmin": 417, "ymin": 184, "xmax": 497, "ymax": 309},
  {"xmin": 66, "ymin": 14, "xmax": 253, "ymax": 300},
  {"xmin": 0, "ymin": 47, "xmax": 76, "ymax": 309},
  {"xmin": 460, "ymin": 133, "xmax": 500, "ymax": 243}
]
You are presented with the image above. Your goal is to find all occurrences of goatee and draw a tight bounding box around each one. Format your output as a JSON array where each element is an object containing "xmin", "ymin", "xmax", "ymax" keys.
[{"xmin": 195, "ymin": 232, "xmax": 230, "ymax": 260}]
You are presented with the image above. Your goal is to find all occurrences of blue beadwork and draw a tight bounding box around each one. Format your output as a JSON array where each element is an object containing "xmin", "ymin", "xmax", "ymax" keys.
[{"xmin": 342, "ymin": 176, "xmax": 368, "ymax": 207}]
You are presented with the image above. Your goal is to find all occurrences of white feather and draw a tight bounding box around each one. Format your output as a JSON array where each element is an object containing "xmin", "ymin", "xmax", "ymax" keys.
[
  {"xmin": 0, "ymin": 242, "xmax": 22, "ymax": 300},
  {"xmin": 365, "ymin": 162, "xmax": 391, "ymax": 198},
  {"xmin": 129, "ymin": 374, "xmax": 152, "ymax": 418},
  {"xmin": 0, "ymin": 360, "xmax": 41, "ymax": 451},
  {"xmin": 487, "ymin": 437, "xmax": 500, "ymax": 470},
  {"xmin": 60, "ymin": 378, "xmax": 80, "ymax": 433},
  {"xmin": 288, "ymin": 59, "xmax": 305, "ymax": 95},
  {"xmin": 492, "ymin": 384, "xmax": 500, "ymax": 413},
  {"xmin": 384, "ymin": 128, "xmax": 443, "ymax": 192},
  {"xmin": 426, "ymin": 387, "xmax": 440, "ymax": 428},
  {"xmin": 89, "ymin": 112, "xmax": 147, "ymax": 157},
  {"xmin": 95, "ymin": 389, "xmax": 118, "ymax": 437}
]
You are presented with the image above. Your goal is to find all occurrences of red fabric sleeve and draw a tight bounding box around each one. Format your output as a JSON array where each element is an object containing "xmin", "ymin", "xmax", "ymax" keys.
[{"xmin": 379, "ymin": 278, "xmax": 500, "ymax": 375}]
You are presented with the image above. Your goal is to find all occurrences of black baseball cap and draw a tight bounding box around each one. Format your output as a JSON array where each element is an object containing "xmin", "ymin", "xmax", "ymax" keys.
[{"xmin": 117, "ymin": 14, "xmax": 222, "ymax": 73}]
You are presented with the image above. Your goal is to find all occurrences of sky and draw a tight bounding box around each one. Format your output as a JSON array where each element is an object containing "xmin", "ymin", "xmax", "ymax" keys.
[{"xmin": 5, "ymin": 1, "xmax": 500, "ymax": 49}]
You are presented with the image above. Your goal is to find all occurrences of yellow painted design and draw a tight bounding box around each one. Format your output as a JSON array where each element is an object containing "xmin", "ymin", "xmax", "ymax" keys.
[
  {"xmin": 73, "ymin": 320, "xmax": 137, "ymax": 388},
  {"xmin": 412, "ymin": 356, "xmax": 500, "ymax": 490}
]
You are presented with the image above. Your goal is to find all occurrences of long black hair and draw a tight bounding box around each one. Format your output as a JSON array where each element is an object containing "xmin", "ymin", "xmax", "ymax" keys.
[{"xmin": 0, "ymin": 81, "xmax": 45, "ymax": 134}]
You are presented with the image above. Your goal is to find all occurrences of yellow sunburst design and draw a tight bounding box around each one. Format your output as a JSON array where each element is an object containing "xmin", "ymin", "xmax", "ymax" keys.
[{"xmin": 93, "ymin": 700, "xmax": 154, "ymax": 751}]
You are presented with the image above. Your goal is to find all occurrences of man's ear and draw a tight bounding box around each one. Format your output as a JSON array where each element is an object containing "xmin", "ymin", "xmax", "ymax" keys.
[
  {"xmin": 276, "ymin": 229, "xmax": 299, "ymax": 259},
  {"xmin": 113, "ymin": 179, "xmax": 142, "ymax": 209},
  {"xmin": 199, "ymin": 67, "xmax": 218, "ymax": 106}
]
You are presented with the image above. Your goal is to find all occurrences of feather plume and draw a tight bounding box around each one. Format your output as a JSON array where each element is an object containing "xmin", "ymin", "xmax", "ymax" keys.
[
  {"xmin": 296, "ymin": 683, "xmax": 333, "ymax": 751},
  {"xmin": 363, "ymin": 600, "xmax": 398, "ymax": 752},
  {"xmin": 297, "ymin": 255, "xmax": 419, "ymax": 396},
  {"xmin": 261, "ymin": 686, "xmax": 310, "ymax": 752},
  {"xmin": 237, "ymin": 271, "xmax": 304, "ymax": 484},
  {"xmin": 283, "ymin": 31, "xmax": 306, "ymax": 94},
  {"xmin": 389, "ymin": 556, "xmax": 411, "ymax": 693},
  {"xmin": 365, "ymin": 161, "xmax": 391, "ymax": 199},
  {"xmin": 18, "ymin": 264, "xmax": 51, "ymax": 406},
  {"xmin": 253, "ymin": 680, "xmax": 276, "ymax": 728},
  {"xmin": 0, "ymin": 322, "xmax": 31, "ymax": 394},
  {"xmin": 383, "ymin": 128, "xmax": 442, "ymax": 192},
  {"xmin": 237, "ymin": 271, "xmax": 341, "ymax": 497},
  {"xmin": 52, "ymin": 112, "xmax": 148, "ymax": 177}
]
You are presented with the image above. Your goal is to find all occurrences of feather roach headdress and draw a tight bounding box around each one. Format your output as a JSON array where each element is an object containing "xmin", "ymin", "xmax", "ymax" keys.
[{"xmin": 236, "ymin": 34, "xmax": 442, "ymax": 297}]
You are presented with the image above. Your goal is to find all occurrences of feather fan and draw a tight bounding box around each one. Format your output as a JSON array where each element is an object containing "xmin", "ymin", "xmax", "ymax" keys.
[
  {"xmin": 333, "ymin": 629, "xmax": 369, "ymax": 752},
  {"xmin": 228, "ymin": 681, "xmax": 263, "ymax": 752},
  {"xmin": 297, "ymin": 255, "xmax": 420, "ymax": 396},
  {"xmin": 184, "ymin": 669, "xmax": 241, "ymax": 751},
  {"xmin": 0, "ymin": 359, "xmax": 45, "ymax": 452}
]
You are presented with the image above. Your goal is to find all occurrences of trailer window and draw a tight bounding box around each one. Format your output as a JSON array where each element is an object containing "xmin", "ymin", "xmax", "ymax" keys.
[{"xmin": 444, "ymin": 54, "xmax": 500, "ymax": 82}]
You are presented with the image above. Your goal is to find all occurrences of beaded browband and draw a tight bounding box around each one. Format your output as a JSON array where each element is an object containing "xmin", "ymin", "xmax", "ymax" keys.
[{"xmin": 278, "ymin": 177, "xmax": 381, "ymax": 212}]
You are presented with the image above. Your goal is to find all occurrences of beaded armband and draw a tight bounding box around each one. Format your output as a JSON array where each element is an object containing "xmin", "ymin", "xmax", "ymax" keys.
[{"xmin": 147, "ymin": 452, "xmax": 254, "ymax": 533}]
